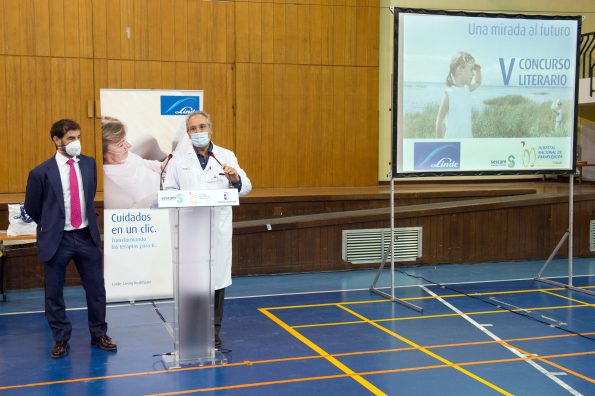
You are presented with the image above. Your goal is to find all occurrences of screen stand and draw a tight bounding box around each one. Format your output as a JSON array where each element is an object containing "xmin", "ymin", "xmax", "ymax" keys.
[
  {"xmin": 534, "ymin": 175, "xmax": 595, "ymax": 296},
  {"xmin": 370, "ymin": 176, "xmax": 423, "ymax": 312}
]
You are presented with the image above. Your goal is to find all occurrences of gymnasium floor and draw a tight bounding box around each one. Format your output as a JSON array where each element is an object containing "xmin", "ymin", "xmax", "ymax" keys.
[{"xmin": 0, "ymin": 258, "xmax": 594, "ymax": 395}]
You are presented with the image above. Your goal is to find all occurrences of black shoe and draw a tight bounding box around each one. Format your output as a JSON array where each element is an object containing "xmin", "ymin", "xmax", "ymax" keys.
[
  {"xmin": 91, "ymin": 335, "xmax": 117, "ymax": 351},
  {"xmin": 215, "ymin": 334, "xmax": 222, "ymax": 350},
  {"xmin": 51, "ymin": 341, "xmax": 70, "ymax": 359}
]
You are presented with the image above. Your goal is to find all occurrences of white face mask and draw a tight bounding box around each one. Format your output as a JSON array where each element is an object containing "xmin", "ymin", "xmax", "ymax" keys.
[{"xmin": 64, "ymin": 140, "xmax": 82, "ymax": 157}]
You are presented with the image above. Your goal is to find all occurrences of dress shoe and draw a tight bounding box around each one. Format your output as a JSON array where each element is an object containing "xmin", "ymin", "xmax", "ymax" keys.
[
  {"xmin": 51, "ymin": 341, "xmax": 70, "ymax": 359},
  {"xmin": 91, "ymin": 335, "xmax": 117, "ymax": 351}
]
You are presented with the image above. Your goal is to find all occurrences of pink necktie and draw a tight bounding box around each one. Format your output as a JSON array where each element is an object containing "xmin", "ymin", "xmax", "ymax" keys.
[{"xmin": 67, "ymin": 159, "xmax": 82, "ymax": 229}]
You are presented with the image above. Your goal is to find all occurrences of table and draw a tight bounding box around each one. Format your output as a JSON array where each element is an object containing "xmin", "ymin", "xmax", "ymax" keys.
[
  {"xmin": 576, "ymin": 162, "xmax": 595, "ymax": 184},
  {"xmin": 0, "ymin": 232, "xmax": 36, "ymax": 301}
]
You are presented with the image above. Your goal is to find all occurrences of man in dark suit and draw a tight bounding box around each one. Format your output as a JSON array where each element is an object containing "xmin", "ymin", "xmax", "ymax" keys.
[{"xmin": 25, "ymin": 119, "xmax": 117, "ymax": 359}]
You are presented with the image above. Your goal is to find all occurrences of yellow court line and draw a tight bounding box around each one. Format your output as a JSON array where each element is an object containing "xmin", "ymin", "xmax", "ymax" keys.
[
  {"xmin": 293, "ymin": 304, "xmax": 589, "ymax": 329},
  {"xmin": 258, "ymin": 308, "xmax": 387, "ymax": 396},
  {"xmin": 265, "ymin": 298, "xmax": 387, "ymax": 310},
  {"xmin": 336, "ymin": 304, "xmax": 513, "ymax": 396},
  {"xmin": 540, "ymin": 289, "xmax": 595, "ymax": 306},
  {"xmin": 264, "ymin": 284, "xmax": 595, "ymax": 311},
  {"xmin": 144, "ymin": 350, "xmax": 595, "ymax": 396},
  {"xmin": 3, "ymin": 331, "xmax": 593, "ymax": 392}
]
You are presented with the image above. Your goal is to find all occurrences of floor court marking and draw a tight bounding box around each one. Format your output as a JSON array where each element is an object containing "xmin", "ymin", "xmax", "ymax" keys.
[
  {"xmin": 336, "ymin": 303, "xmax": 513, "ymax": 395},
  {"xmin": 293, "ymin": 304, "xmax": 589, "ymax": 329},
  {"xmin": 420, "ymin": 285, "xmax": 582, "ymax": 395},
  {"xmin": 2, "ymin": 284, "xmax": 593, "ymax": 392},
  {"xmin": 143, "ymin": 351, "xmax": 595, "ymax": 396},
  {"xmin": 2, "ymin": 283, "xmax": 593, "ymax": 317},
  {"xmin": 540, "ymin": 289, "xmax": 595, "ymax": 306},
  {"xmin": 1, "ymin": 338, "xmax": 593, "ymax": 392},
  {"xmin": 264, "ymin": 284, "xmax": 593, "ymax": 311},
  {"xmin": 259, "ymin": 308, "xmax": 387, "ymax": 395},
  {"xmin": 506, "ymin": 344, "xmax": 595, "ymax": 385}
]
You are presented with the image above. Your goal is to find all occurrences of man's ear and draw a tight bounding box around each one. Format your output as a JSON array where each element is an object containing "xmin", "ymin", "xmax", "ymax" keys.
[{"xmin": 52, "ymin": 136, "xmax": 61, "ymax": 148}]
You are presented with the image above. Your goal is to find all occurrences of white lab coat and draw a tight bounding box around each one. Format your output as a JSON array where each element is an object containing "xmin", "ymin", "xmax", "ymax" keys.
[{"xmin": 163, "ymin": 141, "xmax": 251, "ymax": 289}]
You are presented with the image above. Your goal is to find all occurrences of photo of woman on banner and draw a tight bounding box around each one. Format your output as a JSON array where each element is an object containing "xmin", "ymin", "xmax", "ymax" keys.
[
  {"xmin": 102, "ymin": 116, "xmax": 168, "ymax": 209},
  {"xmin": 435, "ymin": 51, "xmax": 482, "ymax": 138}
]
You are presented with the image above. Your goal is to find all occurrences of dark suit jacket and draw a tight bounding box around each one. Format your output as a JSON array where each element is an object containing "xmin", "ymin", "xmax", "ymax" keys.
[{"xmin": 25, "ymin": 154, "xmax": 101, "ymax": 262}]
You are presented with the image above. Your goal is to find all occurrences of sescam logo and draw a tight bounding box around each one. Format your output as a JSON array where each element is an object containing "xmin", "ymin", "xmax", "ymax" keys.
[
  {"xmin": 413, "ymin": 142, "xmax": 461, "ymax": 171},
  {"xmin": 160, "ymin": 96, "xmax": 201, "ymax": 116}
]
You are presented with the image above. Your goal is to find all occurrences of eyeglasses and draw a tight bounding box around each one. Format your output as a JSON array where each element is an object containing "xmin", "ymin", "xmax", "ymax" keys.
[{"xmin": 188, "ymin": 124, "xmax": 210, "ymax": 132}]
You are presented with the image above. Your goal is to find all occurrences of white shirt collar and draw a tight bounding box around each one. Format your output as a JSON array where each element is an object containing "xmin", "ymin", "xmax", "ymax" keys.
[{"xmin": 55, "ymin": 151, "xmax": 80, "ymax": 165}]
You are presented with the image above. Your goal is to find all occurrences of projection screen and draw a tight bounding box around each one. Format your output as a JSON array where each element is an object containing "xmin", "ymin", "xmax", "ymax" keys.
[{"xmin": 392, "ymin": 8, "xmax": 581, "ymax": 177}]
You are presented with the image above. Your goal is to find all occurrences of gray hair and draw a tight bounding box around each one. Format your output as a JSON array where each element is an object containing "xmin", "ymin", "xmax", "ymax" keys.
[{"xmin": 186, "ymin": 111, "xmax": 212, "ymax": 129}]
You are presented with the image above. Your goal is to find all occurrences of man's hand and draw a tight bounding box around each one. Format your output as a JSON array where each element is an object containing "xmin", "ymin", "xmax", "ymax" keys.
[{"xmin": 221, "ymin": 164, "xmax": 240, "ymax": 184}]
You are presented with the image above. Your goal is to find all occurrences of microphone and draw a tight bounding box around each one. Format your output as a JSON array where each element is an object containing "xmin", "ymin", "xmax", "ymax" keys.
[
  {"xmin": 210, "ymin": 152, "xmax": 241, "ymax": 187},
  {"xmin": 209, "ymin": 152, "xmax": 223, "ymax": 167},
  {"xmin": 209, "ymin": 152, "xmax": 227, "ymax": 175},
  {"xmin": 160, "ymin": 154, "xmax": 173, "ymax": 190}
]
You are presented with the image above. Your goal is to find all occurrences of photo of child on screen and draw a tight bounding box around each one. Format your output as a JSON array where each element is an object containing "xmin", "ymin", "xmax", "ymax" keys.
[
  {"xmin": 435, "ymin": 51, "xmax": 482, "ymax": 138},
  {"xmin": 551, "ymin": 99, "xmax": 563, "ymax": 131}
]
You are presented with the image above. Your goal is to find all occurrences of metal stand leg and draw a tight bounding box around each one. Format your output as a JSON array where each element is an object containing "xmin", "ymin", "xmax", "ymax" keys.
[
  {"xmin": 370, "ymin": 240, "xmax": 423, "ymax": 312},
  {"xmin": 534, "ymin": 175, "xmax": 595, "ymax": 297},
  {"xmin": 370, "ymin": 177, "xmax": 423, "ymax": 313}
]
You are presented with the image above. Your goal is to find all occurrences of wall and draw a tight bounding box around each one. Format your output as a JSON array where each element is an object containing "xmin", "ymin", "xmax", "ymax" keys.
[{"xmin": 0, "ymin": 0, "xmax": 380, "ymax": 193}]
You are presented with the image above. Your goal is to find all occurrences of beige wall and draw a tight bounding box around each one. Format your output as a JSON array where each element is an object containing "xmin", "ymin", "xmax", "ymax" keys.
[{"xmin": 379, "ymin": 0, "xmax": 595, "ymax": 180}]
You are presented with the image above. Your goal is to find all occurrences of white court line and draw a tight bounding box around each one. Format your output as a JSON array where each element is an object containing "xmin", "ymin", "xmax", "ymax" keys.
[
  {"xmin": 1, "ymin": 274, "xmax": 593, "ymax": 317},
  {"xmin": 227, "ymin": 273, "xmax": 593, "ymax": 300},
  {"xmin": 420, "ymin": 285, "xmax": 582, "ymax": 396}
]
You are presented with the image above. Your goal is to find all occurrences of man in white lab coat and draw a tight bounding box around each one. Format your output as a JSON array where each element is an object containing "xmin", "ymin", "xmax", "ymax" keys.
[{"xmin": 163, "ymin": 111, "xmax": 252, "ymax": 349}]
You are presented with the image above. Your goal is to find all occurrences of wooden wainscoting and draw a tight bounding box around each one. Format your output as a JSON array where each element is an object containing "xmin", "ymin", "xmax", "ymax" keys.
[{"xmin": 1, "ymin": 181, "xmax": 594, "ymax": 291}]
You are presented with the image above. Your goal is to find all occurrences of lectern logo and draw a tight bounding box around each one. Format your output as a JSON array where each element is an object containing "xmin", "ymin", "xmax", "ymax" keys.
[
  {"xmin": 176, "ymin": 194, "xmax": 183, "ymax": 203},
  {"xmin": 413, "ymin": 142, "xmax": 461, "ymax": 170},
  {"xmin": 223, "ymin": 192, "xmax": 229, "ymax": 201}
]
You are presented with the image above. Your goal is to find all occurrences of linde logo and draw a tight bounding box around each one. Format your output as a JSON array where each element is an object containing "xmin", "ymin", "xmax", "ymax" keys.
[
  {"xmin": 413, "ymin": 142, "xmax": 461, "ymax": 171},
  {"xmin": 160, "ymin": 96, "xmax": 201, "ymax": 116},
  {"xmin": 432, "ymin": 158, "xmax": 459, "ymax": 168}
]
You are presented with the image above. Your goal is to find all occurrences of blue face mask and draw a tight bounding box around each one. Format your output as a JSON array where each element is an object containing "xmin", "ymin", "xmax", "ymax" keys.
[{"xmin": 190, "ymin": 132, "xmax": 210, "ymax": 148}]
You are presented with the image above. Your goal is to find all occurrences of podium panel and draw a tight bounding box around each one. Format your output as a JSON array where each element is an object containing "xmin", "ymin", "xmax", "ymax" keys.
[
  {"xmin": 177, "ymin": 207, "xmax": 214, "ymax": 364},
  {"xmin": 158, "ymin": 189, "xmax": 238, "ymax": 369}
]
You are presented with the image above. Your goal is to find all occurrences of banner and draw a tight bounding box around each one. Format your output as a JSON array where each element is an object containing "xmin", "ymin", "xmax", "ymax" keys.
[
  {"xmin": 393, "ymin": 9, "xmax": 580, "ymax": 176},
  {"xmin": 100, "ymin": 89, "xmax": 204, "ymax": 302}
]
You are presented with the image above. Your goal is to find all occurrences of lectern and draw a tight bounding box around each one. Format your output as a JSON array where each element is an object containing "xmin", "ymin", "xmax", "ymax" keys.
[{"xmin": 157, "ymin": 189, "xmax": 239, "ymax": 369}]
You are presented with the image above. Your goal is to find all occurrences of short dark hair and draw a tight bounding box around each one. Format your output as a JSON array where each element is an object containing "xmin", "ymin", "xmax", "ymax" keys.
[{"xmin": 50, "ymin": 119, "xmax": 81, "ymax": 140}]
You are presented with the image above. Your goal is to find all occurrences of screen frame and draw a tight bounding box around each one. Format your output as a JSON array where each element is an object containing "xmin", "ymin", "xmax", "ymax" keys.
[{"xmin": 391, "ymin": 7, "xmax": 582, "ymax": 178}]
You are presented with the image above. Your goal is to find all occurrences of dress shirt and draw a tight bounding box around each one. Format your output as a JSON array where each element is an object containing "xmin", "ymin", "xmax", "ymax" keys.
[{"xmin": 55, "ymin": 152, "xmax": 88, "ymax": 230}]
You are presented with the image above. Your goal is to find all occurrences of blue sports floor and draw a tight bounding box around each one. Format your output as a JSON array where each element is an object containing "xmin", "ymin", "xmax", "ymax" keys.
[{"xmin": 0, "ymin": 258, "xmax": 594, "ymax": 395}]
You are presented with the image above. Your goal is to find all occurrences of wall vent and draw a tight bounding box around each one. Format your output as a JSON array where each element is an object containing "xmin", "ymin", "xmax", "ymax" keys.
[
  {"xmin": 591, "ymin": 220, "xmax": 595, "ymax": 252},
  {"xmin": 342, "ymin": 227, "xmax": 422, "ymax": 264}
]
